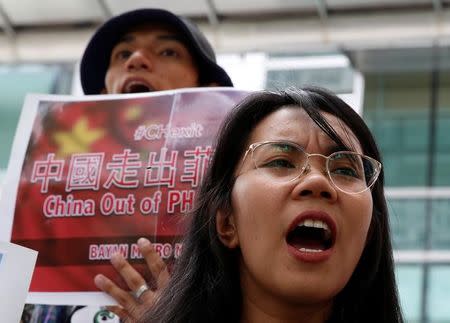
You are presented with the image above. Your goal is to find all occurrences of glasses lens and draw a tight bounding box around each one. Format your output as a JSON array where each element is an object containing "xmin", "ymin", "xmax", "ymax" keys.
[
  {"xmin": 328, "ymin": 152, "xmax": 378, "ymax": 193},
  {"xmin": 252, "ymin": 142, "xmax": 307, "ymax": 181}
]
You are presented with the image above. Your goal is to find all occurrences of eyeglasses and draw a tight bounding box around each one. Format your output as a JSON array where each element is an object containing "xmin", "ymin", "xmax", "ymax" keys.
[{"xmin": 241, "ymin": 140, "xmax": 382, "ymax": 194}]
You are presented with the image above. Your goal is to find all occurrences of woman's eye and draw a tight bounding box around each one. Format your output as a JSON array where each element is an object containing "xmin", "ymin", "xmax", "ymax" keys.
[
  {"xmin": 332, "ymin": 167, "xmax": 359, "ymax": 178},
  {"xmin": 262, "ymin": 159, "xmax": 295, "ymax": 168}
]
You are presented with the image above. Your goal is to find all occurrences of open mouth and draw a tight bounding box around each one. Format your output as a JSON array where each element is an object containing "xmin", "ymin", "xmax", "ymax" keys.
[
  {"xmin": 122, "ymin": 81, "xmax": 154, "ymax": 93},
  {"xmin": 286, "ymin": 219, "xmax": 334, "ymax": 253}
]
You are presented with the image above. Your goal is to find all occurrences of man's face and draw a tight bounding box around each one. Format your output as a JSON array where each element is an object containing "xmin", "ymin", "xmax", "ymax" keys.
[{"xmin": 104, "ymin": 23, "xmax": 200, "ymax": 94}]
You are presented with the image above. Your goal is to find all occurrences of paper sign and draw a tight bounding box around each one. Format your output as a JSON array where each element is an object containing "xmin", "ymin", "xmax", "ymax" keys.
[
  {"xmin": 0, "ymin": 88, "xmax": 249, "ymax": 305},
  {"xmin": 0, "ymin": 242, "xmax": 38, "ymax": 322}
]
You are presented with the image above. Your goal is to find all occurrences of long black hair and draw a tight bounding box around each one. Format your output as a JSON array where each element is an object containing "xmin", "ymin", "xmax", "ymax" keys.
[{"xmin": 141, "ymin": 87, "xmax": 404, "ymax": 323}]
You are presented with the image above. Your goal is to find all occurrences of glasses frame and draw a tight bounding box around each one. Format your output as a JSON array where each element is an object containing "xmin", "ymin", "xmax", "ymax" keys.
[{"xmin": 241, "ymin": 140, "xmax": 382, "ymax": 195}]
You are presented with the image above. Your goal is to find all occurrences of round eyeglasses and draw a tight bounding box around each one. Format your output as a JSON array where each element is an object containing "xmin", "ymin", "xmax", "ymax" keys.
[{"xmin": 241, "ymin": 140, "xmax": 382, "ymax": 194}]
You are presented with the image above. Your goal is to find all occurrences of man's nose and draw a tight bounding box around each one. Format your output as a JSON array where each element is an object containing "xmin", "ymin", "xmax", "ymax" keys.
[{"xmin": 125, "ymin": 50, "xmax": 153, "ymax": 71}]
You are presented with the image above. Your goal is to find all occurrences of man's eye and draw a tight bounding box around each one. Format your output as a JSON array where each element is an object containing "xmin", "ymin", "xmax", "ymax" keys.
[
  {"xmin": 160, "ymin": 48, "xmax": 179, "ymax": 57},
  {"xmin": 116, "ymin": 50, "xmax": 132, "ymax": 60},
  {"xmin": 262, "ymin": 159, "xmax": 295, "ymax": 168}
]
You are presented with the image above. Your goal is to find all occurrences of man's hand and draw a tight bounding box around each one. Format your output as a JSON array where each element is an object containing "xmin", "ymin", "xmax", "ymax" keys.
[{"xmin": 94, "ymin": 238, "xmax": 170, "ymax": 322}]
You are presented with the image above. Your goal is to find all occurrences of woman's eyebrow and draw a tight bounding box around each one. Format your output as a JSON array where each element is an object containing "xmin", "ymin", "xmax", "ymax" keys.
[{"xmin": 326, "ymin": 144, "xmax": 353, "ymax": 154}]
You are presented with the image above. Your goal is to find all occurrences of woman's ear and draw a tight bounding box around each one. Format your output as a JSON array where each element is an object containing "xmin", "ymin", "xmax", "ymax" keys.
[{"xmin": 216, "ymin": 210, "xmax": 239, "ymax": 249}]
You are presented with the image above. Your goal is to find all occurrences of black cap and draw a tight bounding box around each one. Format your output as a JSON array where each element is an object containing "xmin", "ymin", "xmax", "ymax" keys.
[{"xmin": 80, "ymin": 8, "xmax": 233, "ymax": 94}]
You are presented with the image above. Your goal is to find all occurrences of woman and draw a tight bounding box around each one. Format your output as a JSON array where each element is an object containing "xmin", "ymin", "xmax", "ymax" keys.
[{"xmin": 99, "ymin": 87, "xmax": 404, "ymax": 322}]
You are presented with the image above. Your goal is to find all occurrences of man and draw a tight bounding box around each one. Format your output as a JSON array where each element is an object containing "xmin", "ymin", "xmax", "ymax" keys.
[
  {"xmin": 80, "ymin": 8, "xmax": 233, "ymax": 95},
  {"xmin": 83, "ymin": 9, "xmax": 233, "ymax": 321},
  {"xmin": 25, "ymin": 8, "xmax": 233, "ymax": 323}
]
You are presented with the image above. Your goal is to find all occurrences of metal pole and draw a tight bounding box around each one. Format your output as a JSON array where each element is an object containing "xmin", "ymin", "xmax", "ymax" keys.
[
  {"xmin": 315, "ymin": 0, "xmax": 328, "ymax": 21},
  {"xmin": 97, "ymin": 0, "xmax": 113, "ymax": 20},
  {"xmin": 205, "ymin": 0, "xmax": 219, "ymax": 26},
  {"xmin": 421, "ymin": 43, "xmax": 440, "ymax": 323},
  {"xmin": 0, "ymin": 2, "xmax": 15, "ymax": 40}
]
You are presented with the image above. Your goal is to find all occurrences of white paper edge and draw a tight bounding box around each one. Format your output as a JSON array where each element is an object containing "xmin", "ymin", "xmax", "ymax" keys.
[
  {"xmin": 26, "ymin": 292, "xmax": 117, "ymax": 306},
  {"xmin": 30, "ymin": 86, "xmax": 243, "ymax": 103}
]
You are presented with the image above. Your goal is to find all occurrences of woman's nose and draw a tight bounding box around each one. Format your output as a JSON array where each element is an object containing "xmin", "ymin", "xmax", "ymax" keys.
[
  {"xmin": 291, "ymin": 163, "xmax": 338, "ymax": 201},
  {"xmin": 125, "ymin": 50, "xmax": 153, "ymax": 71}
]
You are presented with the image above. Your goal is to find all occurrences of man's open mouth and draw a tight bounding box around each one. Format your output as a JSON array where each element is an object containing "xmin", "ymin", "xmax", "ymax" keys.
[
  {"xmin": 286, "ymin": 219, "xmax": 334, "ymax": 253},
  {"xmin": 122, "ymin": 81, "xmax": 154, "ymax": 93}
]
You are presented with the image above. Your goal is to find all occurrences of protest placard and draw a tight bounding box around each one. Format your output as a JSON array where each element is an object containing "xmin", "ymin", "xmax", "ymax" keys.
[{"xmin": 0, "ymin": 88, "xmax": 248, "ymax": 305}]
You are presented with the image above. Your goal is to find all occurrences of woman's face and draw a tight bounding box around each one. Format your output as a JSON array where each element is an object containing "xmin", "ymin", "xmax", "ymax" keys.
[{"xmin": 227, "ymin": 106, "xmax": 373, "ymax": 315}]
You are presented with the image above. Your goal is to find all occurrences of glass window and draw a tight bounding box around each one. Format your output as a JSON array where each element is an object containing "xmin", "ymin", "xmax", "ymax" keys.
[
  {"xmin": 389, "ymin": 199, "xmax": 426, "ymax": 249},
  {"xmin": 365, "ymin": 69, "xmax": 450, "ymax": 187},
  {"xmin": 434, "ymin": 71, "xmax": 450, "ymax": 186},
  {"xmin": 389, "ymin": 198, "xmax": 450, "ymax": 250},
  {"xmin": 264, "ymin": 53, "xmax": 355, "ymax": 94},
  {"xmin": 364, "ymin": 72, "xmax": 431, "ymax": 187},
  {"xmin": 0, "ymin": 64, "xmax": 73, "ymax": 180},
  {"xmin": 431, "ymin": 200, "xmax": 450, "ymax": 249},
  {"xmin": 266, "ymin": 67, "xmax": 354, "ymax": 94},
  {"xmin": 396, "ymin": 264, "xmax": 450, "ymax": 323},
  {"xmin": 395, "ymin": 264, "xmax": 423, "ymax": 323},
  {"xmin": 428, "ymin": 265, "xmax": 450, "ymax": 322}
]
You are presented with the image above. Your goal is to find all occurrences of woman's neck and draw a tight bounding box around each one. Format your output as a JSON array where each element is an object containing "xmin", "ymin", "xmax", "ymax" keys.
[{"xmin": 240, "ymin": 290, "xmax": 332, "ymax": 323}]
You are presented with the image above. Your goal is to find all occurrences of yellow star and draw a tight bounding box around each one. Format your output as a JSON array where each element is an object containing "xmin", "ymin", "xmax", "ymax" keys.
[
  {"xmin": 53, "ymin": 117, "xmax": 105, "ymax": 157},
  {"xmin": 125, "ymin": 105, "xmax": 143, "ymax": 121}
]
